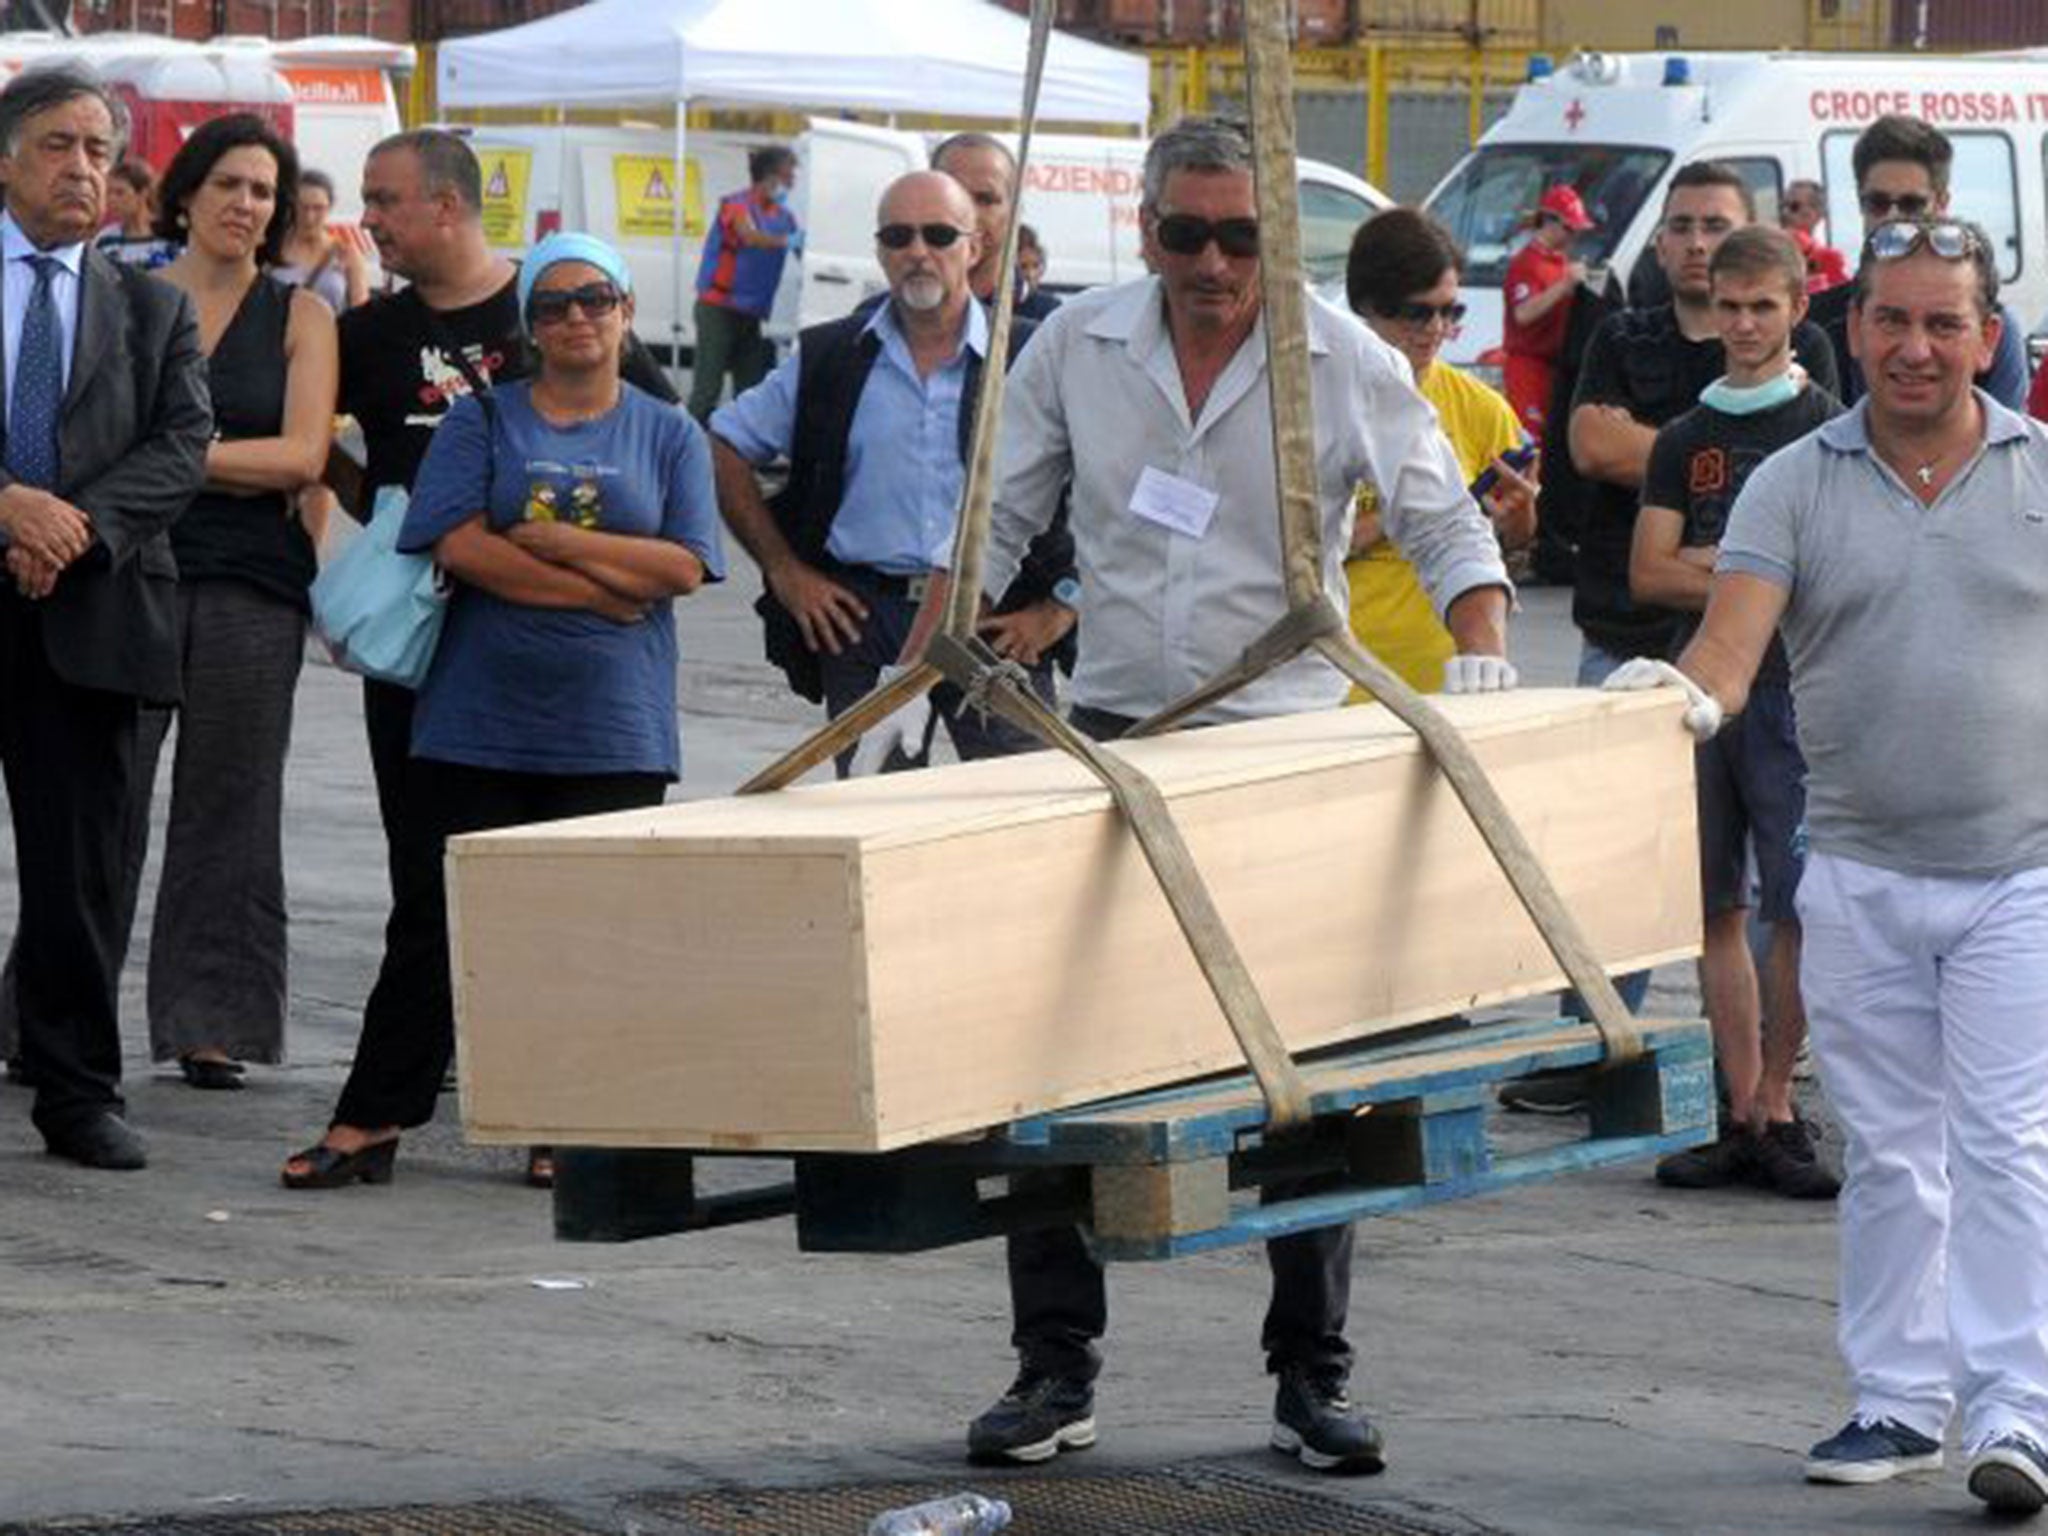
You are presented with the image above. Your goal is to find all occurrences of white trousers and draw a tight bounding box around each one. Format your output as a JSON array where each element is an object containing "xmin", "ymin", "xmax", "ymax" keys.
[{"xmin": 1799, "ymin": 851, "xmax": 2048, "ymax": 1448}]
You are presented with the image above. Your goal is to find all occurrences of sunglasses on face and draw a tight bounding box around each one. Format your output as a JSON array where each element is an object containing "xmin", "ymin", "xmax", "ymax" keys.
[
  {"xmin": 1379, "ymin": 299, "xmax": 1467, "ymax": 326},
  {"xmin": 1154, "ymin": 212, "xmax": 1261, "ymax": 258},
  {"xmin": 528, "ymin": 283, "xmax": 622, "ymax": 325},
  {"xmin": 876, "ymin": 222, "xmax": 971, "ymax": 250},
  {"xmin": 1866, "ymin": 219, "xmax": 1981, "ymax": 263},
  {"xmin": 1860, "ymin": 190, "xmax": 1934, "ymax": 219}
]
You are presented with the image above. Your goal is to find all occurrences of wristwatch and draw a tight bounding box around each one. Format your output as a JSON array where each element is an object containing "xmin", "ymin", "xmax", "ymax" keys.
[{"xmin": 1051, "ymin": 576, "xmax": 1081, "ymax": 611}]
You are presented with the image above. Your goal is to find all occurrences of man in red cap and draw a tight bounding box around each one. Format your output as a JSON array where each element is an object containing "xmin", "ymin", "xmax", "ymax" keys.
[{"xmin": 1502, "ymin": 183, "xmax": 1593, "ymax": 443}]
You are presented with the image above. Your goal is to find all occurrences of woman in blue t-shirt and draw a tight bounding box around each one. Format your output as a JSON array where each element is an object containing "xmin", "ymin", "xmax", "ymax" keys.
[{"xmin": 282, "ymin": 233, "xmax": 725, "ymax": 1191}]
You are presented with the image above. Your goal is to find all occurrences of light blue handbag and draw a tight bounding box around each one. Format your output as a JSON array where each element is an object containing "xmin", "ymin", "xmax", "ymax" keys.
[{"xmin": 309, "ymin": 483, "xmax": 448, "ymax": 688}]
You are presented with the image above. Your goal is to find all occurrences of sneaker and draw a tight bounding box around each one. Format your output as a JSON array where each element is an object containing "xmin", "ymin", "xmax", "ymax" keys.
[
  {"xmin": 1749, "ymin": 1118, "xmax": 1841, "ymax": 1201},
  {"xmin": 1496, "ymin": 1068, "xmax": 1590, "ymax": 1116},
  {"xmin": 1655, "ymin": 1124, "xmax": 1754, "ymax": 1189},
  {"xmin": 1968, "ymin": 1432, "xmax": 2048, "ymax": 1513},
  {"xmin": 1270, "ymin": 1366, "xmax": 1386, "ymax": 1474},
  {"xmin": 1804, "ymin": 1416, "xmax": 1943, "ymax": 1483},
  {"xmin": 966, "ymin": 1368, "xmax": 1095, "ymax": 1465}
]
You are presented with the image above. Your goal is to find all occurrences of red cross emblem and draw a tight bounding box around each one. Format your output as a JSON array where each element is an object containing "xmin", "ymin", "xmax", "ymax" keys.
[{"xmin": 1564, "ymin": 98, "xmax": 1586, "ymax": 132}]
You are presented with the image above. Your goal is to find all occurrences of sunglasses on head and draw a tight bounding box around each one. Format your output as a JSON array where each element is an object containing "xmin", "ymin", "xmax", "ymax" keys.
[
  {"xmin": 1379, "ymin": 299, "xmax": 1467, "ymax": 326},
  {"xmin": 1154, "ymin": 212, "xmax": 1261, "ymax": 258},
  {"xmin": 1865, "ymin": 219, "xmax": 1981, "ymax": 263},
  {"xmin": 1860, "ymin": 190, "xmax": 1934, "ymax": 220},
  {"xmin": 876, "ymin": 222, "xmax": 970, "ymax": 250},
  {"xmin": 528, "ymin": 282, "xmax": 622, "ymax": 324}
]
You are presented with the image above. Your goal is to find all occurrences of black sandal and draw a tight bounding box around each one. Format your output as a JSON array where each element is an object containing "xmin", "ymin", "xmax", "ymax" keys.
[
  {"xmin": 281, "ymin": 1137, "xmax": 399, "ymax": 1190},
  {"xmin": 178, "ymin": 1056, "xmax": 246, "ymax": 1091}
]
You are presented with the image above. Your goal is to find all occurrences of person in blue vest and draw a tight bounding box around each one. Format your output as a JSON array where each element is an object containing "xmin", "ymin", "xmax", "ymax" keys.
[
  {"xmin": 710, "ymin": 170, "xmax": 1075, "ymax": 773},
  {"xmin": 686, "ymin": 145, "xmax": 799, "ymax": 424}
]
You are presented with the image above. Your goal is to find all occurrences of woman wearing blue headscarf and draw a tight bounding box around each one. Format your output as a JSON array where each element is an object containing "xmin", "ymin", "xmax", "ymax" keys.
[{"xmin": 283, "ymin": 233, "xmax": 725, "ymax": 1191}]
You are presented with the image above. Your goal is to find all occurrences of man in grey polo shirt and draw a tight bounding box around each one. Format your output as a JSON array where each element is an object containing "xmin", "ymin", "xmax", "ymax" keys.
[{"xmin": 1607, "ymin": 218, "xmax": 2048, "ymax": 1515}]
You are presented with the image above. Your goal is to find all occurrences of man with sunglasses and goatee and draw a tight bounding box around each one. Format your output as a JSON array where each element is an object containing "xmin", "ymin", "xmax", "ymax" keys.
[
  {"xmin": 1616, "ymin": 216, "xmax": 2048, "ymax": 1516},
  {"xmin": 968, "ymin": 113, "xmax": 1511, "ymax": 1476},
  {"xmin": 1807, "ymin": 115, "xmax": 2027, "ymax": 410},
  {"xmin": 711, "ymin": 171, "xmax": 1075, "ymax": 771}
]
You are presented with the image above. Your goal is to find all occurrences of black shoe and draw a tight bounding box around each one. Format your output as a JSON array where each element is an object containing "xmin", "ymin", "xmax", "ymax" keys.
[
  {"xmin": 43, "ymin": 1111, "xmax": 148, "ymax": 1171},
  {"xmin": 1749, "ymin": 1117, "xmax": 1840, "ymax": 1200},
  {"xmin": 1270, "ymin": 1366, "xmax": 1385, "ymax": 1474},
  {"xmin": 1655, "ymin": 1123, "xmax": 1754, "ymax": 1189},
  {"xmin": 1496, "ymin": 1068, "xmax": 1590, "ymax": 1115},
  {"xmin": 966, "ymin": 1368, "xmax": 1096, "ymax": 1464},
  {"xmin": 177, "ymin": 1055, "xmax": 246, "ymax": 1091}
]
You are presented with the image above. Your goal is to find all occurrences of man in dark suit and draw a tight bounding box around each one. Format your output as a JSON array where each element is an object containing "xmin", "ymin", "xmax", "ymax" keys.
[{"xmin": 0, "ymin": 65, "xmax": 211, "ymax": 1169}]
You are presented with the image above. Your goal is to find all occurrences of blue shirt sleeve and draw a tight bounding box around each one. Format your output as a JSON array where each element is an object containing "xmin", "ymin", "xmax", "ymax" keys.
[
  {"xmin": 708, "ymin": 345, "xmax": 800, "ymax": 463},
  {"xmin": 1983, "ymin": 305, "xmax": 2029, "ymax": 409},
  {"xmin": 664, "ymin": 412, "xmax": 727, "ymax": 582},
  {"xmin": 397, "ymin": 393, "xmax": 493, "ymax": 553}
]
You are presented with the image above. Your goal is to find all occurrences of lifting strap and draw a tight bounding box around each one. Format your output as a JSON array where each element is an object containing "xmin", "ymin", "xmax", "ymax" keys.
[{"xmin": 736, "ymin": 0, "xmax": 1638, "ymax": 1143}]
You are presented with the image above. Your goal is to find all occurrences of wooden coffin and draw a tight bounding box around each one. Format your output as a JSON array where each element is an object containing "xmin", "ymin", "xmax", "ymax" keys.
[{"xmin": 448, "ymin": 688, "xmax": 1700, "ymax": 1152}]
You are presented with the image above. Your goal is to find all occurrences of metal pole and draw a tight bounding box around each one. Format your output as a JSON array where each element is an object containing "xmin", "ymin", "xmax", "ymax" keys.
[{"xmin": 672, "ymin": 36, "xmax": 689, "ymax": 392}]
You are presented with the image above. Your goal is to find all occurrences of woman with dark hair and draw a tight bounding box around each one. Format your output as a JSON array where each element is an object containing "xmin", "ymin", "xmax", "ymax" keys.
[
  {"xmin": 274, "ymin": 167, "xmax": 369, "ymax": 313},
  {"xmin": 281, "ymin": 231, "xmax": 722, "ymax": 1191},
  {"xmin": 1343, "ymin": 207, "xmax": 1535, "ymax": 694},
  {"xmin": 144, "ymin": 112, "xmax": 338, "ymax": 1087}
]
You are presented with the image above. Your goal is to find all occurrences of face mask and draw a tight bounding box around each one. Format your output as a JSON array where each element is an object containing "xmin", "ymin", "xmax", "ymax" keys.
[
  {"xmin": 768, "ymin": 184, "xmax": 790, "ymax": 206},
  {"xmin": 1699, "ymin": 370, "xmax": 1801, "ymax": 415}
]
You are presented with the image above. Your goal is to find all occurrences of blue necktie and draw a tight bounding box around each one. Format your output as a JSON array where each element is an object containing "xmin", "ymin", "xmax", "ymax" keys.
[{"xmin": 7, "ymin": 254, "xmax": 63, "ymax": 490}]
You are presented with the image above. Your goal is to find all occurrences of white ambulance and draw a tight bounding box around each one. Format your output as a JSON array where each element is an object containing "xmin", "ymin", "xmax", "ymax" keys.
[
  {"xmin": 1419, "ymin": 48, "xmax": 2048, "ymax": 372},
  {"xmin": 461, "ymin": 116, "xmax": 1389, "ymax": 360}
]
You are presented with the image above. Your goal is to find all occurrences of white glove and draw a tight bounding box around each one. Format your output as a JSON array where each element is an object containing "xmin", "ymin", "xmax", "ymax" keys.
[
  {"xmin": 1442, "ymin": 653, "xmax": 1519, "ymax": 694},
  {"xmin": 847, "ymin": 666, "xmax": 934, "ymax": 776},
  {"xmin": 1600, "ymin": 657, "xmax": 1724, "ymax": 742}
]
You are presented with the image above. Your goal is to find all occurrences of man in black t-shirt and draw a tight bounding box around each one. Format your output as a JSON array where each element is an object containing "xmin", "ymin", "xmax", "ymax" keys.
[
  {"xmin": 1569, "ymin": 161, "xmax": 1838, "ymax": 686},
  {"xmin": 1628, "ymin": 225, "xmax": 1839, "ymax": 1201},
  {"xmin": 332, "ymin": 130, "xmax": 525, "ymax": 858}
]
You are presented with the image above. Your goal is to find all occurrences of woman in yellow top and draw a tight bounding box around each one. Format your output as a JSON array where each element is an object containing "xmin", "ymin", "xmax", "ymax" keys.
[{"xmin": 1344, "ymin": 209, "xmax": 1537, "ymax": 695}]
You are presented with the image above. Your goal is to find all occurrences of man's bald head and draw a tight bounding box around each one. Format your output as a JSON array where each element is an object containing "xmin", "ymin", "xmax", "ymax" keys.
[
  {"xmin": 877, "ymin": 169, "xmax": 976, "ymax": 233},
  {"xmin": 874, "ymin": 171, "xmax": 981, "ymax": 319}
]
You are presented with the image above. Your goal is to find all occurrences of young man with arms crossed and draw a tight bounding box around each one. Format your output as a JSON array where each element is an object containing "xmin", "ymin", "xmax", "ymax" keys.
[{"xmin": 1628, "ymin": 224, "xmax": 1838, "ymax": 1200}]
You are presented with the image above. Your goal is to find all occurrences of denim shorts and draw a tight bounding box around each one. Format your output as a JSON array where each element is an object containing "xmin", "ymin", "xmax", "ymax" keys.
[{"xmin": 1696, "ymin": 681, "xmax": 1807, "ymax": 923}]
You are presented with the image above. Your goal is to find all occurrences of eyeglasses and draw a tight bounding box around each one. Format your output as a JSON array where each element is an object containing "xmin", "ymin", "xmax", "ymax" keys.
[
  {"xmin": 876, "ymin": 223, "xmax": 971, "ymax": 250},
  {"xmin": 1860, "ymin": 190, "xmax": 1934, "ymax": 219},
  {"xmin": 1153, "ymin": 213, "xmax": 1261, "ymax": 258},
  {"xmin": 1378, "ymin": 299, "xmax": 1467, "ymax": 326},
  {"xmin": 528, "ymin": 283, "xmax": 623, "ymax": 325},
  {"xmin": 1865, "ymin": 219, "xmax": 1981, "ymax": 263}
]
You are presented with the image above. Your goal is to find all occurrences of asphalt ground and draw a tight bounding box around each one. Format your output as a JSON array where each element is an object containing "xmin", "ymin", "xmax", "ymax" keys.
[{"xmin": 0, "ymin": 562, "xmax": 1996, "ymax": 1534}]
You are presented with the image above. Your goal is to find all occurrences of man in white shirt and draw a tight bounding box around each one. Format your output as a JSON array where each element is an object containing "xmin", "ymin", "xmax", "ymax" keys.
[{"xmin": 969, "ymin": 113, "xmax": 1513, "ymax": 1474}]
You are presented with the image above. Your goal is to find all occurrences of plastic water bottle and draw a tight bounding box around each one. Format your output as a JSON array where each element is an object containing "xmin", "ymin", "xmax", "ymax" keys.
[{"xmin": 865, "ymin": 1491, "xmax": 1013, "ymax": 1535}]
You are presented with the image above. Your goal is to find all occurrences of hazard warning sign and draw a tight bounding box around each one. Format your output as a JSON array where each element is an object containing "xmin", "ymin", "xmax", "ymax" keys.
[
  {"xmin": 614, "ymin": 154, "xmax": 704, "ymax": 239},
  {"xmin": 478, "ymin": 147, "xmax": 532, "ymax": 247}
]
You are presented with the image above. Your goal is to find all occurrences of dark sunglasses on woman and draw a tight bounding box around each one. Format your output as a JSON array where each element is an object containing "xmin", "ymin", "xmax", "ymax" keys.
[{"xmin": 529, "ymin": 283, "xmax": 623, "ymax": 325}]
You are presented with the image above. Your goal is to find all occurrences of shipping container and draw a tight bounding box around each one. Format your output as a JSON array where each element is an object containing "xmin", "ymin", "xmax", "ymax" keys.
[{"xmin": 1892, "ymin": 0, "xmax": 2048, "ymax": 50}]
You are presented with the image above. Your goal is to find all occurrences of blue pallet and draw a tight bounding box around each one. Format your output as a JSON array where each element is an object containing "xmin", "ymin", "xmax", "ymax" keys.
[{"xmin": 550, "ymin": 1015, "xmax": 1714, "ymax": 1262}]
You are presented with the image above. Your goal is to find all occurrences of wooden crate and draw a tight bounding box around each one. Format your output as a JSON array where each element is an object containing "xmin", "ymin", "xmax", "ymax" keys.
[{"xmin": 448, "ymin": 688, "xmax": 1700, "ymax": 1153}]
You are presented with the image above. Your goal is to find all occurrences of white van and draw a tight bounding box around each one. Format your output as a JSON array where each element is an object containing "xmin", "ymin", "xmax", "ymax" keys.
[
  {"xmin": 462, "ymin": 116, "xmax": 1389, "ymax": 359},
  {"xmin": 1419, "ymin": 48, "xmax": 2048, "ymax": 371}
]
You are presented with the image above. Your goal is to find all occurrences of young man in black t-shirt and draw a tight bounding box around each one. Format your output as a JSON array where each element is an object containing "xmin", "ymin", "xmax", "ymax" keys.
[
  {"xmin": 1569, "ymin": 161, "xmax": 1839, "ymax": 686},
  {"xmin": 1630, "ymin": 225, "xmax": 1839, "ymax": 1200}
]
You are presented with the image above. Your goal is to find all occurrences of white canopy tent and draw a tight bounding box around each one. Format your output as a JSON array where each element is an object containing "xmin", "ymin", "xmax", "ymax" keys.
[
  {"xmin": 437, "ymin": 0, "xmax": 1147, "ymax": 364},
  {"xmin": 435, "ymin": 0, "xmax": 1150, "ymax": 126}
]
